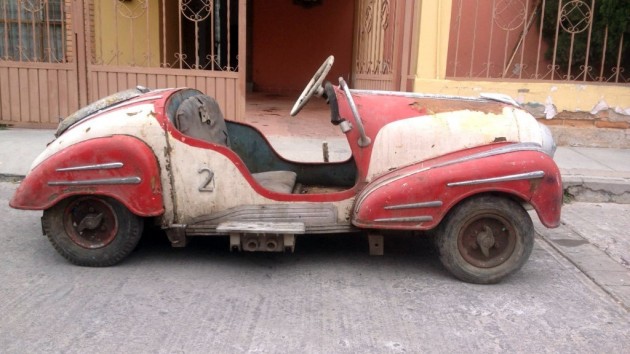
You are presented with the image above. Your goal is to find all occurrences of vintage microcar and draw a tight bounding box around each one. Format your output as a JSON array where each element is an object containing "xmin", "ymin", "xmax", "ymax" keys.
[{"xmin": 10, "ymin": 56, "xmax": 562, "ymax": 284}]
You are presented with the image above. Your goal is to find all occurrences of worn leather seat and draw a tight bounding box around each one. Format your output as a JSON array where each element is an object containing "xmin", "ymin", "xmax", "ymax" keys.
[
  {"xmin": 175, "ymin": 94, "xmax": 297, "ymax": 194},
  {"xmin": 252, "ymin": 171, "xmax": 297, "ymax": 194},
  {"xmin": 175, "ymin": 95, "xmax": 231, "ymax": 147}
]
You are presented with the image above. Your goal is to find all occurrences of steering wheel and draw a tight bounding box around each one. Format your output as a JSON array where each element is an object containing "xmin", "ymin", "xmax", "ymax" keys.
[{"xmin": 290, "ymin": 55, "xmax": 334, "ymax": 116}]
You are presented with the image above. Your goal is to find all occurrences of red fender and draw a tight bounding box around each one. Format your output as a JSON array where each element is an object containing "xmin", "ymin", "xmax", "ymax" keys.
[
  {"xmin": 10, "ymin": 135, "xmax": 164, "ymax": 217},
  {"xmin": 352, "ymin": 144, "xmax": 562, "ymax": 230}
]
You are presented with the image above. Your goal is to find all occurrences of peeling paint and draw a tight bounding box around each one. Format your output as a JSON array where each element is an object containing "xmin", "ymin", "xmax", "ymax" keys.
[
  {"xmin": 590, "ymin": 99, "xmax": 609, "ymax": 115},
  {"xmin": 413, "ymin": 78, "xmax": 630, "ymax": 115},
  {"xmin": 544, "ymin": 96, "xmax": 557, "ymax": 119},
  {"xmin": 614, "ymin": 106, "xmax": 630, "ymax": 116}
]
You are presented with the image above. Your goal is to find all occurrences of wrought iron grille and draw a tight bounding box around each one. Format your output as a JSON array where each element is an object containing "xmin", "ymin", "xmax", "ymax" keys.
[
  {"xmin": 355, "ymin": 0, "xmax": 396, "ymax": 76},
  {"xmin": 0, "ymin": 0, "xmax": 67, "ymax": 63},
  {"xmin": 91, "ymin": 0, "xmax": 239, "ymax": 71},
  {"xmin": 447, "ymin": 0, "xmax": 629, "ymax": 83}
]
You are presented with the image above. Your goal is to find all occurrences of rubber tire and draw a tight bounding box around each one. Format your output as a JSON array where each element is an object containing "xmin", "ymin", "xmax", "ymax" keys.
[
  {"xmin": 42, "ymin": 196, "xmax": 144, "ymax": 267},
  {"xmin": 435, "ymin": 196, "xmax": 534, "ymax": 284}
]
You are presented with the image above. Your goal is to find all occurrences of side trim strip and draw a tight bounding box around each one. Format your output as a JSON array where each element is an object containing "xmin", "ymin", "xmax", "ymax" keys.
[
  {"xmin": 447, "ymin": 171, "xmax": 545, "ymax": 187},
  {"xmin": 56, "ymin": 162, "xmax": 124, "ymax": 172},
  {"xmin": 355, "ymin": 143, "xmax": 544, "ymax": 210},
  {"xmin": 374, "ymin": 216, "xmax": 433, "ymax": 223},
  {"xmin": 384, "ymin": 201, "xmax": 443, "ymax": 210},
  {"xmin": 48, "ymin": 176, "xmax": 141, "ymax": 186}
]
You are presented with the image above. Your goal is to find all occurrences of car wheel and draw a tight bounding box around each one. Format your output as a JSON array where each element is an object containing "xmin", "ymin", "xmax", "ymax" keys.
[
  {"xmin": 42, "ymin": 196, "xmax": 143, "ymax": 266},
  {"xmin": 435, "ymin": 195, "xmax": 534, "ymax": 284}
]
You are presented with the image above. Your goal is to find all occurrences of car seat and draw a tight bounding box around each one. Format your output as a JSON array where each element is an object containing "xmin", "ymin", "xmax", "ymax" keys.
[{"xmin": 175, "ymin": 95, "xmax": 296, "ymax": 194}]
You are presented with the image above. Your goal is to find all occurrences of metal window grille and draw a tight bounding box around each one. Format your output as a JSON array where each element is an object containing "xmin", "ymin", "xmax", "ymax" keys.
[
  {"xmin": 90, "ymin": 0, "xmax": 239, "ymax": 71},
  {"xmin": 0, "ymin": 0, "xmax": 66, "ymax": 62},
  {"xmin": 447, "ymin": 0, "xmax": 629, "ymax": 84}
]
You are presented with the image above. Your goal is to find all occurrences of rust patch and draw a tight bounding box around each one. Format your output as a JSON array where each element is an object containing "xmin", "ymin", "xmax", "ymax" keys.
[
  {"xmin": 529, "ymin": 178, "xmax": 542, "ymax": 194},
  {"xmin": 62, "ymin": 186, "xmax": 97, "ymax": 193},
  {"xmin": 150, "ymin": 175, "xmax": 161, "ymax": 194},
  {"xmin": 408, "ymin": 102, "xmax": 433, "ymax": 115},
  {"xmin": 126, "ymin": 111, "xmax": 139, "ymax": 116},
  {"xmin": 163, "ymin": 145, "xmax": 172, "ymax": 157},
  {"xmin": 411, "ymin": 98, "xmax": 505, "ymax": 115}
]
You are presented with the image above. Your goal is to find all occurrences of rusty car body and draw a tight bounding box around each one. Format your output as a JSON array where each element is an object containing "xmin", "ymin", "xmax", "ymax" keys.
[{"xmin": 10, "ymin": 56, "xmax": 562, "ymax": 283}]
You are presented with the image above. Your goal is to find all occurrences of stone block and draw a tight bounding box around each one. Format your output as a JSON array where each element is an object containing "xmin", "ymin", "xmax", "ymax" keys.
[
  {"xmin": 608, "ymin": 108, "xmax": 630, "ymax": 123},
  {"xmin": 595, "ymin": 120, "xmax": 630, "ymax": 129},
  {"xmin": 549, "ymin": 126, "xmax": 630, "ymax": 148}
]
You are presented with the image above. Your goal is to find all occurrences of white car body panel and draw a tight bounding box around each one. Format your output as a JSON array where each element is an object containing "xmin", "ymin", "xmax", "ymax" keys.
[{"xmin": 366, "ymin": 107, "xmax": 543, "ymax": 180}]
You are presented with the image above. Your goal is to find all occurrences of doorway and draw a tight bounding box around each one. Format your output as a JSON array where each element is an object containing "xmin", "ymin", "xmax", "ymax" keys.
[{"xmin": 247, "ymin": 1, "xmax": 355, "ymax": 96}]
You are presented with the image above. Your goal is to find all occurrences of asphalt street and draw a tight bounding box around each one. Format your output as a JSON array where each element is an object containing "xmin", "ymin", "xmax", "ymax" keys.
[{"xmin": 1, "ymin": 181, "xmax": 629, "ymax": 353}]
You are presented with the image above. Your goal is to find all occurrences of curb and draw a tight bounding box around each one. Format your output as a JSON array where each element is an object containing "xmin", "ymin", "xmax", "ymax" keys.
[
  {"xmin": 563, "ymin": 175, "xmax": 630, "ymax": 204},
  {"xmin": 0, "ymin": 174, "xmax": 24, "ymax": 182}
]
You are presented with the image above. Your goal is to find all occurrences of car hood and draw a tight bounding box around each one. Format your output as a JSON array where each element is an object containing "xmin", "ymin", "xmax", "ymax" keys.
[{"xmin": 365, "ymin": 105, "xmax": 548, "ymax": 180}]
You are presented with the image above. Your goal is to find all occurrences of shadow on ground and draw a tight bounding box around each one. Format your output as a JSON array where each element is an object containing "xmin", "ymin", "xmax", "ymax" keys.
[{"xmin": 132, "ymin": 225, "xmax": 445, "ymax": 277}]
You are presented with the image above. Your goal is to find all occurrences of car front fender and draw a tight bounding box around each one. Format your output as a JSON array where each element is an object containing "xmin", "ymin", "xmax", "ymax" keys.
[
  {"xmin": 352, "ymin": 144, "xmax": 562, "ymax": 230},
  {"xmin": 10, "ymin": 135, "xmax": 164, "ymax": 217}
]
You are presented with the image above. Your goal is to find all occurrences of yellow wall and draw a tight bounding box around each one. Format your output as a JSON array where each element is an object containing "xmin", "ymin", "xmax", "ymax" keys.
[
  {"xmin": 413, "ymin": 79, "xmax": 630, "ymax": 114},
  {"xmin": 415, "ymin": 0, "xmax": 451, "ymax": 81},
  {"xmin": 94, "ymin": 0, "xmax": 161, "ymax": 67},
  {"xmin": 412, "ymin": 0, "xmax": 630, "ymax": 114}
]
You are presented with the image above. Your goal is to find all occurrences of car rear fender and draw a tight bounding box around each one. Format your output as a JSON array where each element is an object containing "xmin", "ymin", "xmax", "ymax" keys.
[
  {"xmin": 10, "ymin": 135, "xmax": 164, "ymax": 217},
  {"xmin": 352, "ymin": 146, "xmax": 562, "ymax": 230}
]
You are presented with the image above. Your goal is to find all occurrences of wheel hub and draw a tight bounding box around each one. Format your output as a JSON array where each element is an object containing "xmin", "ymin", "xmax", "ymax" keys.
[
  {"xmin": 476, "ymin": 225, "xmax": 495, "ymax": 258},
  {"xmin": 63, "ymin": 197, "xmax": 118, "ymax": 249},
  {"xmin": 457, "ymin": 213, "xmax": 517, "ymax": 268}
]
